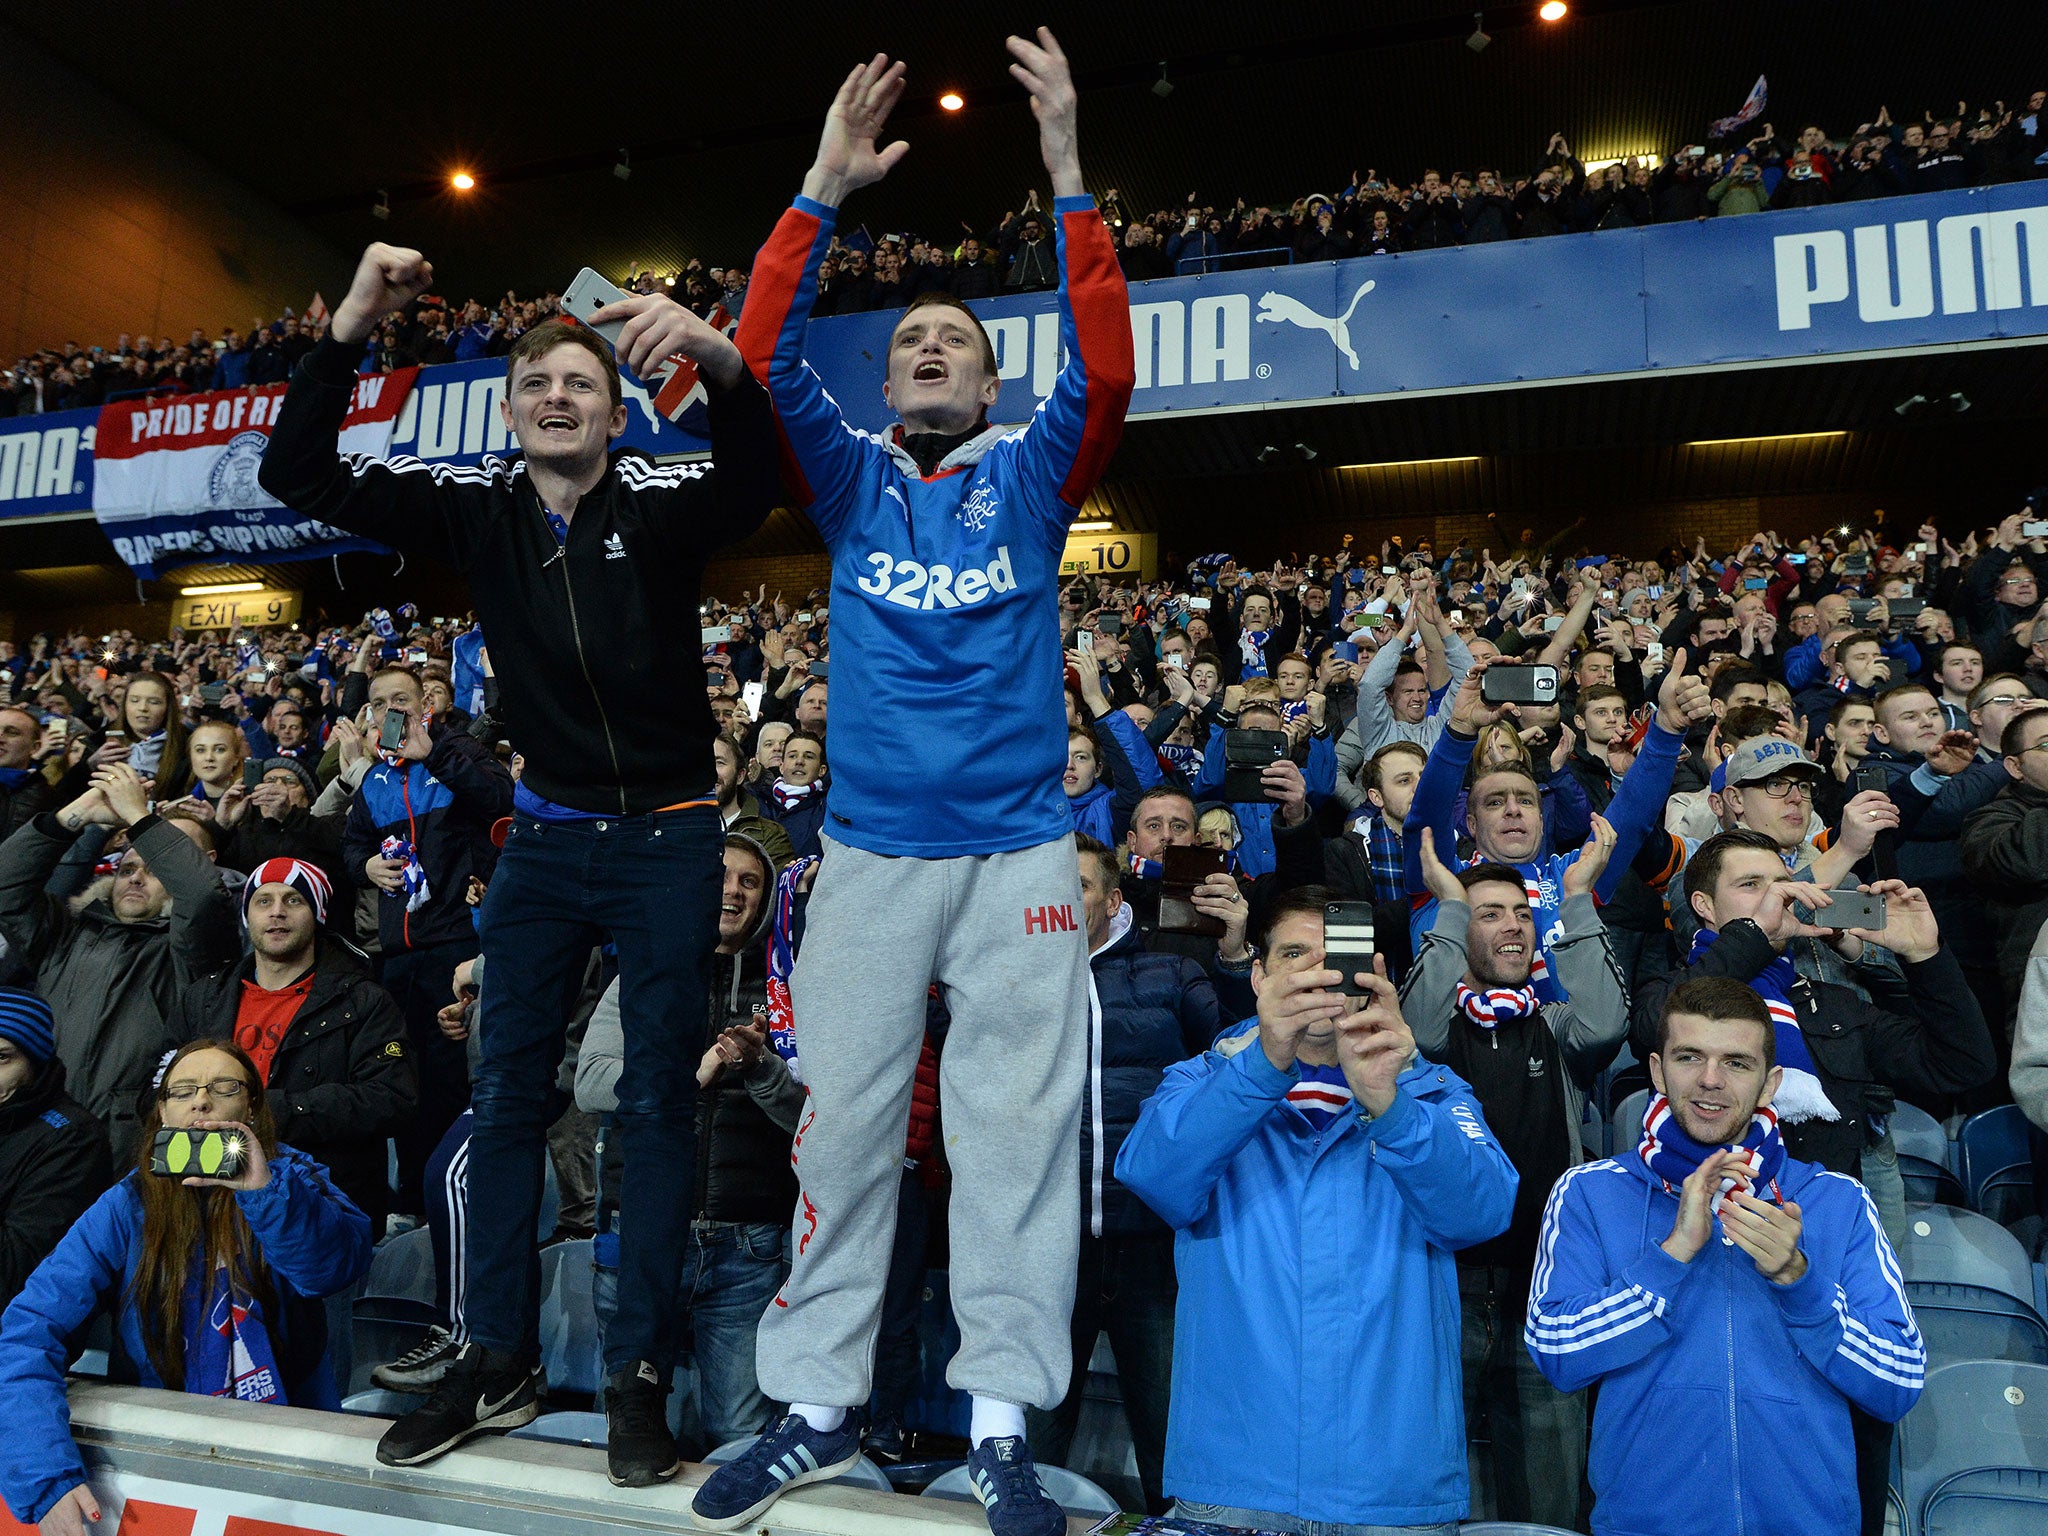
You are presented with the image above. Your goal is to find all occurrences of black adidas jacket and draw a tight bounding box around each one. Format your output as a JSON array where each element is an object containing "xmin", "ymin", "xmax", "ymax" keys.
[{"xmin": 260, "ymin": 339, "xmax": 780, "ymax": 814}]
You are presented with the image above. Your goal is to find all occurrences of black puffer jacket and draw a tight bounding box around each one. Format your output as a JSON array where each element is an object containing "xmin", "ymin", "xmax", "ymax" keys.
[
  {"xmin": 260, "ymin": 337, "xmax": 779, "ymax": 815},
  {"xmin": 167, "ymin": 936, "xmax": 416, "ymax": 1232},
  {"xmin": 1959, "ymin": 779, "xmax": 2048, "ymax": 1013},
  {"xmin": 1082, "ymin": 918, "xmax": 1223, "ymax": 1237},
  {"xmin": 1631, "ymin": 919, "xmax": 1998, "ymax": 1174},
  {"xmin": 0, "ymin": 1057, "xmax": 112, "ymax": 1312}
]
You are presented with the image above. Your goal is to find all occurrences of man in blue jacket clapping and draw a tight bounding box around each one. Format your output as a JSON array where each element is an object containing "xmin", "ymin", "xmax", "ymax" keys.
[{"xmin": 1118, "ymin": 887, "xmax": 1518, "ymax": 1531}]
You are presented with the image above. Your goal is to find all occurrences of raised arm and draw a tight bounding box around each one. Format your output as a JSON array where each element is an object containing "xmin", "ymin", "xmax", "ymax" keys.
[
  {"xmin": 258, "ymin": 244, "xmax": 476, "ymax": 567},
  {"xmin": 999, "ymin": 30, "xmax": 1136, "ymax": 519},
  {"xmin": 732, "ymin": 57, "xmax": 905, "ymax": 540}
]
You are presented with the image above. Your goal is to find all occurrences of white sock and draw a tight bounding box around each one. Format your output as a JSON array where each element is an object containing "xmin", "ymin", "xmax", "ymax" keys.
[
  {"xmin": 790, "ymin": 1402, "xmax": 847, "ymax": 1434},
  {"xmin": 970, "ymin": 1395, "xmax": 1027, "ymax": 1447}
]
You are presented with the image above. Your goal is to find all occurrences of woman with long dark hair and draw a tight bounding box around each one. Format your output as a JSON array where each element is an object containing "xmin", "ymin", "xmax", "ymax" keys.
[
  {"xmin": 0, "ymin": 1038, "xmax": 371, "ymax": 1533},
  {"xmin": 55, "ymin": 672, "xmax": 190, "ymax": 808}
]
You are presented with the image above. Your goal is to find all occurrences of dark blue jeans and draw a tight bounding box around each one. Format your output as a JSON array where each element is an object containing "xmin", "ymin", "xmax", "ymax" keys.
[
  {"xmin": 595, "ymin": 1221, "xmax": 789, "ymax": 1453},
  {"xmin": 469, "ymin": 807, "xmax": 722, "ymax": 1375},
  {"xmin": 1025, "ymin": 1230, "xmax": 1177, "ymax": 1515}
]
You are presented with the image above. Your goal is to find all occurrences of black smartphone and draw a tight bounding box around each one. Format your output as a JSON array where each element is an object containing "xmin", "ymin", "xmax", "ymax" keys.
[
  {"xmin": 378, "ymin": 709, "xmax": 408, "ymax": 753},
  {"xmin": 1481, "ymin": 664, "xmax": 1560, "ymax": 706},
  {"xmin": 1888, "ymin": 597, "xmax": 1926, "ymax": 622},
  {"xmin": 199, "ymin": 682, "xmax": 226, "ymax": 706},
  {"xmin": 1853, "ymin": 766, "xmax": 1890, "ymax": 797},
  {"xmin": 1844, "ymin": 554, "xmax": 1870, "ymax": 575},
  {"xmin": 811, "ymin": 659, "xmax": 829, "ymax": 680},
  {"xmin": 1158, "ymin": 845, "xmax": 1229, "ymax": 937},
  {"xmin": 1099, "ymin": 613, "xmax": 1123, "ymax": 636},
  {"xmin": 243, "ymin": 760, "xmax": 265, "ymax": 790},
  {"xmin": 1222, "ymin": 728, "xmax": 1290, "ymax": 802},
  {"xmin": 1809, "ymin": 890, "xmax": 1887, "ymax": 931},
  {"xmin": 1848, "ymin": 598, "xmax": 1876, "ymax": 622},
  {"xmin": 1323, "ymin": 901, "xmax": 1377, "ymax": 997},
  {"xmin": 150, "ymin": 1126, "xmax": 249, "ymax": 1181}
]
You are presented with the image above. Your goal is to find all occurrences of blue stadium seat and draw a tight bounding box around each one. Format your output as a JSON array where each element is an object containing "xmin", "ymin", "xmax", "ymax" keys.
[
  {"xmin": 1611, "ymin": 1089, "xmax": 1650, "ymax": 1158},
  {"xmin": 705, "ymin": 1436, "xmax": 894, "ymax": 1491},
  {"xmin": 1906, "ymin": 1281, "xmax": 2048, "ymax": 1367},
  {"xmin": 1901, "ymin": 1160, "xmax": 1969, "ymax": 1210},
  {"xmin": 1896, "ymin": 1204, "xmax": 2037, "ymax": 1311},
  {"xmin": 1892, "ymin": 1102, "xmax": 1953, "ymax": 1170},
  {"xmin": 1959, "ymin": 1106, "xmax": 2038, "ymax": 1226},
  {"xmin": 510, "ymin": 1410, "xmax": 609, "ymax": 1448},
  {"xmin": 360, "ymin": 1226, "xmax": 435, "ymax": 1306},
  {"xmin": 1896, "ymin": 1360, "xmax": 2048, "ymax": 1535},
  {"xmin": 921, "ymin": 1461, "xmax": 1120, "ymax": 1515},
  {"xmin": 537, "ymin": 1238, "xmax": 599, "ymax": 1397}
]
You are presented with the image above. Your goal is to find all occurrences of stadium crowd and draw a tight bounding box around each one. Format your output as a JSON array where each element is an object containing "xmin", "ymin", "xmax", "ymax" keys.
[
  {"xmin": 1, "ymin": 492, "xmax": 2046, "ymax": 1529},
  {"xmin": 3, "ymin": 30, "xmax": 2048, "ymax": 1536},
  {"xmin": 8, "ymin": 86, "xmax": 2046, "ymax": 416}
]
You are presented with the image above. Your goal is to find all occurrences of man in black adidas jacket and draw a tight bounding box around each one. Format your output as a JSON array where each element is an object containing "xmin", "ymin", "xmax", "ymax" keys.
[{"xmin": 259, "ymin": 241, "xmax": 780, "ymax": 1485}]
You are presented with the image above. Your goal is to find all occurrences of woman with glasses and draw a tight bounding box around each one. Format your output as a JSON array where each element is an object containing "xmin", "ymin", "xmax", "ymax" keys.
[{"xmin": 0, "ymin": 1038, "xmax": 372, "ymax": 1535}]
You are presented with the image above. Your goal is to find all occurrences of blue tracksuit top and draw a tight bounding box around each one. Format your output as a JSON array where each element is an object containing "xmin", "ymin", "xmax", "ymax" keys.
[
  {"xmin": 736, "ymin": 193, "xmax": 1135, "ymax": 857},
  {"xmin": 1526, "ymin": 1150, "xmax": 1924, "ymax": 1536}
]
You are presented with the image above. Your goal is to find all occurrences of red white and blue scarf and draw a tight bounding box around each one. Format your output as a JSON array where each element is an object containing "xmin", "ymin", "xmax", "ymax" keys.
[
  {"xmin": 1456, "ymin": 981, "xmax": 1542, "ymax": 1030},
  {"xmin": 765, "ymin": 854, "xmax": 819, "ymax": 1081},
  {"xmin": 1640, "ymin": 1092, "xmax": 1787, "ymax": 1216}
]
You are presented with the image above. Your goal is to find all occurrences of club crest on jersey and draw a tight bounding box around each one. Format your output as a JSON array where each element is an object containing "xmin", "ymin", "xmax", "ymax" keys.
[{"xmin": 958, "ymin": 482, "xmax": 1000, "ymax": 532}]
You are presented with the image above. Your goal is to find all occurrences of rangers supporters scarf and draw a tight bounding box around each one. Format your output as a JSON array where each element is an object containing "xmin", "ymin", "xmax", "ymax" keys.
[
  {"xmin": 1455, "ymin": 981, "xmax": 1542, "ymax": 1029},
  {"xmin": 765, "ymin": 854, "xmax": 819, "ymax": 1080},
  {"xmin": 1687, "ymin": 928, "xmax": 1841, "ymax": 1124}
]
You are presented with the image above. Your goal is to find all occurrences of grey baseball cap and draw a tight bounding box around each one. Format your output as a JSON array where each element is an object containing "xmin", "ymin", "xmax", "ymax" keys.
[{"xmin": 1721, "ymin": 735, "xmax": 1823, "ymax": 789}]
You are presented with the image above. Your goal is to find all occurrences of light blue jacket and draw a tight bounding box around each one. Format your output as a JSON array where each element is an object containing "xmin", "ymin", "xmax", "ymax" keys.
[
  {"xmin": 1116, "ymin": 1024, "xmax": 1518, "ymax": 1525},
  {"xmin": 0, "ymin": 1148, "xmax": 372, "ymax": 1524}
]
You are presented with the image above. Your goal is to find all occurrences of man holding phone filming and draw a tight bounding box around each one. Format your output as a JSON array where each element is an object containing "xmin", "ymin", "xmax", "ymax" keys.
[
  {"xmin": 260, "ymin": 233, "xmax": 780, "ymax": 1482},
  {"xmin": 701, "ymin": 33, "xmax": 1133, "ymax": 1534},
  {"xmin": 1116, "ymin": 887, "xmax": 1516, "ymax": 1530}
]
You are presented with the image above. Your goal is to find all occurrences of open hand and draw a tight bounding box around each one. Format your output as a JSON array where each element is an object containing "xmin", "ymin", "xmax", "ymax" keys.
[
  {"xmin": 1333, "ymin": 957, "xmax": 1414, "ymax": 1116},
  {"xmin": 1724, "ymin": 1190, "xmax": 1806, "ymax": 1284},
  {"xmin": 1562, "ymin": 813, "xmax": 1617, "ymax": 898},
  {"xmin": 806, "ymin": 54, "xmax": 909, "ymax": 205}
]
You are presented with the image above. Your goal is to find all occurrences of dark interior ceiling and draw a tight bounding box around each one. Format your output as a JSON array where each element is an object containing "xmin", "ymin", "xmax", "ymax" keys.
[{"xmin": 10, "ymin": 1, "xmax": 2047, "ymax": 298}]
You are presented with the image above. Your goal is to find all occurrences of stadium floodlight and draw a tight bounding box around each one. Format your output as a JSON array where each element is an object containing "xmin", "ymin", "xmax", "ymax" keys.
[
  {"xmin": 451, "ymin": 171, "xmax": 476, "ymax": 191},
  {"xmin": 372, "ymin": 189, "xmax": 390, "ymax": 221},
  {"xmin": 940, "ymin": 92, "xmax": 965, "ymax": 112},
  {"xmin": 1467, "ymin": 11, "xmax": 1491, "ymax": 51},
  {"xmin": 1152, "ymin": 62, "xmax": 1173, "ymax": 98},
  {"xmin": 1539, "ymin": 1, "xmax": 1568, "ymax": 20}
]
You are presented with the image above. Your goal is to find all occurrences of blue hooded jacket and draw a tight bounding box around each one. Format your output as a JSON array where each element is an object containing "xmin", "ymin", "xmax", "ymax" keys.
[
  {"xmin": 1526, "ymin": 1148, "xmax": 1924, "ymax": 1536},
  {"xmin": 1189, "ymin": 724, "xmax": 1337, "ymax": 878},
  {"xmin": 0, "ymin": 1147, "xmax": 372, "ymax": 1524},
  {"xmin": 1116, "ymin": 1023, "xmax": 1517, "ymax": 1525},
  {"xmin": 1067, "ymin": 778, "xmax": 1114, "ymax": 845}
]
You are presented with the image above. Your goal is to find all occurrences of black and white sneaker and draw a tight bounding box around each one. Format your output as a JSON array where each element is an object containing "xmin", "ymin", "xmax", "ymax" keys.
[
  {"xmin": 370, "ymin": 1326, "xmax": 459, "ymax": 1391},
  {"xmin": 375, "ymin": 1343, "xmax": 544, "ymax": 1466},
  {"xmin": 603, "ymin": 1361, "xmax": 679, "ymax": 1487}
]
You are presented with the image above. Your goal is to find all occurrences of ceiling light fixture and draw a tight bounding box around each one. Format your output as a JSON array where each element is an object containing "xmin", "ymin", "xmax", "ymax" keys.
[
  {"xmin": 939, "ymin": 91, "xmax": 964, "ymax": 112},
  {"xmin": 371, "ymin": 189, "xmax": 390, "ymax": 221},
  {"xmin": 1539, "ymin": 1, "xmax": 1568, "ymax": 20},
  {"xmin": 180, "ymin": 581, "xmax": 265, "ymax": 597},
  {"xmin": 1070, "ymin": 520, "xmax": 1115, "ymax": 533},
  {"xmin": 613, "ymin": 148, "xmax": 631, "ymax": 181},
  {"xmin": 1152, "ymin": 62, "xmax": 1174, "ymax": 98},
  {"xmin": 1340, "ymin": 455, "xmax": 1481, "ymax": 469},
  {"xmin": 450, "ymin": 171, "xmax": 476, "ymax": 191},
  {"xmin": 1466, "ymin": 11, "xmax": 1491, "ymax": 51},
  {"xmin": 1684, "ymin": 431, "xmax": 1847, "ymax": 448}
]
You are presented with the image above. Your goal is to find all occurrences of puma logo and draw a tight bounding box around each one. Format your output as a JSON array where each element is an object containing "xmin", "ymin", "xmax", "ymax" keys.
[{"xmin": 1255, "ymin": 280, "xmax": 1377, "ymax": 370}]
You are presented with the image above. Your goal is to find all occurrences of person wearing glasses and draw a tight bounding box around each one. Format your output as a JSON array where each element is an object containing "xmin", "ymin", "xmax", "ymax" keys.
[
  {"xmin": 0, "ymin": 1038, "xmax": 373, "ymax": 1536},
  {"xmin": 1961, "ymin": 702, "xmax": 2048, "ymax": 1032},
  {"xmin": 1629, "ymin": 826, "xmax": 1996, "ymax": 1536}
]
